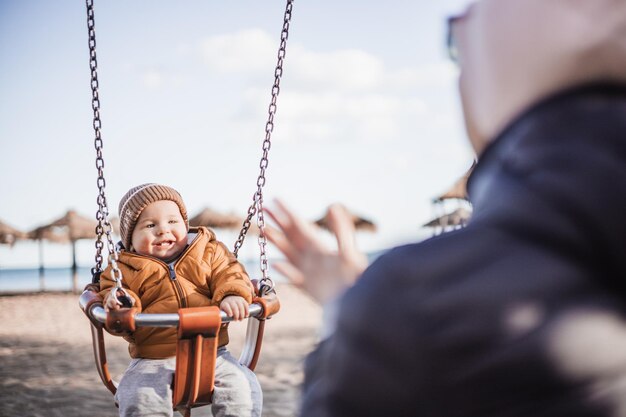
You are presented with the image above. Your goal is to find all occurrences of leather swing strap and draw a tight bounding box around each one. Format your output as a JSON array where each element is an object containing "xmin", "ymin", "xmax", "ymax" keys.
[
  {"xmin": 79, "ymin": 285, "xmax": 117, "ymax": 395},
  {"xmin": 172, "ymin": 307, "xmax": 222, "ymax": 412},
  {"xmin": 247, "ymin": 291, "xmax": 281, "ymax": 370}
]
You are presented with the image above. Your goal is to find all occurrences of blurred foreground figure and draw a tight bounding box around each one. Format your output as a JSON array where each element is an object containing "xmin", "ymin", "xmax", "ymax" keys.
[{"xmin": 266, "ymin": 0, "xmax": 626, "ymax": 415}]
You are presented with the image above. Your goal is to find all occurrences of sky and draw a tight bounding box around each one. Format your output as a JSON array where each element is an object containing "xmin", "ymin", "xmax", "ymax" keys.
[{"xmin": 0, "ymin": 0, "xmax": 474, "ymax": 269}]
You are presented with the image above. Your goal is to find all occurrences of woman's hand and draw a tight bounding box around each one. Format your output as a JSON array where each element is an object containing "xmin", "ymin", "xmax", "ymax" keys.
[
  {"xmin": 220, "ymin": 295, "xmax": 250, "ymax": 320},
  {"xmin": 264, "ymin": 200, "xmax": 368, "ymax": 304}
]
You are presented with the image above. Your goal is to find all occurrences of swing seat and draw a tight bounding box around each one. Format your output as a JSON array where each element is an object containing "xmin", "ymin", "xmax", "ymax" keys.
[{"xmin": 79, "ymin": 281, "xmax": 280, "ymax": 415}]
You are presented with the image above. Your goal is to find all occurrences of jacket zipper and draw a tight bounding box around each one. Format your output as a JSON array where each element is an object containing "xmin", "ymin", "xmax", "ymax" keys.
[
  {"xmin": 165, "ymin": 230, "xmax": 203, "ymax": 309},
  {"xmin": 168, "ymin": 263, "xmax": 188, "ymax": 308}
]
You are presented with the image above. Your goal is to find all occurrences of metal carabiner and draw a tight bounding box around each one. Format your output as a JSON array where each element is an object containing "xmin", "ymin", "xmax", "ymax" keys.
[
  {"xmin": 109, "ymin": 286, "xmax": 134, "ymax": 308},
  {"xmin": 259, "ymin": 277, "xmax": 276, "ymax": 296}
]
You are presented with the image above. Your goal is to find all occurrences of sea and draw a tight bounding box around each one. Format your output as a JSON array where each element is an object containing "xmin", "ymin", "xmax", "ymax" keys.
[
  {"xmin": 0, "ymin": 258, "xmax": 269, "ymax": 294},
  {"xmin": 0, "ymin": 250, "xmax": 389, "ymax": 294}
]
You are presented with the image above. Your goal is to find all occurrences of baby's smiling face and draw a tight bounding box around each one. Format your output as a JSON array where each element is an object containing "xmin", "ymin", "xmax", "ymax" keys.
[{"xmin": 130, "ymin": 200, "xmax": 188, "ymax": 261}]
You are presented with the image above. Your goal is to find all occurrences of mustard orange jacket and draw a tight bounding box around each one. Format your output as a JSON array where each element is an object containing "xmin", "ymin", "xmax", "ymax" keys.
[{"xmin": 99, "ymin": 227, "xmax": 254, "ymax": 359}]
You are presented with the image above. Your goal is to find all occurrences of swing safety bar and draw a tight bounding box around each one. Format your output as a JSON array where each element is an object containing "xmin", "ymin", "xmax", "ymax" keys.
[{"xmin": 81, "ymin": 300, "xmax": 266, "ymax": 326}]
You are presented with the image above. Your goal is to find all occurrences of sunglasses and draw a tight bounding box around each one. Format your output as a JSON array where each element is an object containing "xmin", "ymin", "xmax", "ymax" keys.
[
  {"xmin": 446, "ymin": 5, "xmax": 473, "ymax": 65},
  {"xmin": 446, "ymin": 15, "xmax": 462, "ymax": 64}
]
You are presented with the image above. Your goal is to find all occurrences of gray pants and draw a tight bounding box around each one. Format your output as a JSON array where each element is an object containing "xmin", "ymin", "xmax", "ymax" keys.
[{"xmin": 115, "ymin": 348, "xmax": 262, "ymax": 417}]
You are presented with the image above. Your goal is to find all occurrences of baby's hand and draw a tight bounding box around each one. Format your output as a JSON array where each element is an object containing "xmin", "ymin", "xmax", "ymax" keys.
[{"xmin": 220, "ymin": 295, "xmax": 249, "ymax": 321}]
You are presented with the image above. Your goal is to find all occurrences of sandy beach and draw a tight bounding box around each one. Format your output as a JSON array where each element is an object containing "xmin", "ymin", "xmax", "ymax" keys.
[{"xmin": 0, "ymin": 283, "xmax": 321, "ymax": 417}]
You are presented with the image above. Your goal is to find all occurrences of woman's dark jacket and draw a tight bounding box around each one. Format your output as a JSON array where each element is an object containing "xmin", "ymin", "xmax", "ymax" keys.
[{"xmin": 301, "ymin": 85, "xmax": 626, "ymax": 417}]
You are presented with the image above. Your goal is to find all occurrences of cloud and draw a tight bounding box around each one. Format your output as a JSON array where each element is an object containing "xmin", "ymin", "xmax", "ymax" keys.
[
  {"xmin": 226, "ymin": 88, "xmax": 429, "ymax": 144},
  {"xmin": 201, "ymin": 29, "xmax": 276, "ymax": 73},
  {"xmin": 388, "ymin": 62, "xmax": 459, "ymax": 89},
  {"xmin": 142, "ymin": 70, "xmax": 163, "ymax": 90},
  {"xmin": 199, "ymin": 29, "xmax": 386, "ymax": 91},
  {"xmin": 277, "ymin": 91, "xmax": 427, "ymax": 120},
  {"xmin": 140, "ymin": 69, "xmax": 188, "ymax": 91},
  {"xmin": 289, "ymin": 45, "xmax": 385, "ymax": 91},
  {"xmin": 133, "ymin": 29, "xmax": 460, "ymax": 145},
  {"xmin": 198, "ymin": 29, "xmax": 456, "ymax": 93},
  {"xmin": 192, "ymin": 29, "xmax": 462, "ymax": 145}
]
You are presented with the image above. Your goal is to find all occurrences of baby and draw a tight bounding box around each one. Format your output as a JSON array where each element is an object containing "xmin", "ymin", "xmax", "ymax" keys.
[{"xmin": 99, "ymin": 183, "xmax": 262, "ymax": 417}]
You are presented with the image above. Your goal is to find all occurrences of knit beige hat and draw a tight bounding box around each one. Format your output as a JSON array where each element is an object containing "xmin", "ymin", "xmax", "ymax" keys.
[{"xmin": 118, "ymin": 183, "xmax": 189, "ymax": 249}]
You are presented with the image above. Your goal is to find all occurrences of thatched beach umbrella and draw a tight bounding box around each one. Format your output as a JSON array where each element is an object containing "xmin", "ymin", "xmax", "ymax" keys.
[
  {"xmin": 0, "ymin": 220, "xmax": 28, "ymax": 247},
  {"xmin": 433, "ymin": 161, "xmax": 476, "ymax": 202},
  {"xmin": 29, "ymin": 210, "xmax": 97, "ymax": 293},
  {"xmin": 189, "ymin": 207, "xmax": 244, "ymax": 230},
  {"xmin": 423, "ymin": 207, "xmax": 472, "ymax": 229},
  {"xmin": 189, "ymin": 207, "xmax": 260, "ymax": 254},
  {"xmin": 27, "ymin": 223, "xmax": 69, "ymax": 291},
  {"xmin": 0, "ymin": 220, "xmax": 28, "ymax": 272},
  {"xmin": 315, "ymin": 206, "xmax": 377, "ymax": 233}
]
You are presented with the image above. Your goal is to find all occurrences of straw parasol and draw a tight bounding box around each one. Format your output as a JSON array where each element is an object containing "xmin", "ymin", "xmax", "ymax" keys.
[
  {"xmin": 189, "ymin": 207, "xmax": 261, "ymax": 258},
  {"xmin": 29, "ymin": 210, "xmax": 98, "ymax": 293},
  {"xmin": 314, "ymin": 205, "xmax": 377, "ymax": 233},
  {"xmin": 0, "ymin": 220, "xmax": 28, "ymax": 247},
  {"xmin": 433, "ymin": 161, "xmax": 476, "ymax": 202},
  {"xmin": 423, "ymin": 207, "xmax": 472, "ymax": 229},
  {"xmin": 0, "ymin": 220, "xmax": 28, "ymax": 271},
  {"xmin": 189, "ymin": 207, "xmax": 244, "ymax": 229}
]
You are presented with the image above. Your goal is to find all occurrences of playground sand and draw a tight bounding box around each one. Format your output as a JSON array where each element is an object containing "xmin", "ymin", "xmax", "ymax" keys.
[{"xmin": 0, "ymin": 283, "xmax": 321, "ymax": 417}]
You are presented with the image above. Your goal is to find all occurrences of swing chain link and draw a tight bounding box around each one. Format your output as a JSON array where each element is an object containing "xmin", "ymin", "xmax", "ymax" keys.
[
  {"xmin": 86, "ymin": 0, "xmax": 124, "ymax": 288},
  {"xmin": 233, "ymin": 0, "xmax": 293, "ymax": 296}
]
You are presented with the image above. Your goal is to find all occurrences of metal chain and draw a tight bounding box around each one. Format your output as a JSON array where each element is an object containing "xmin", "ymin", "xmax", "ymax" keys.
[
  {"xmin": 86, "ymin": 0, "xmax": 123, "ymax": 288},
  {"xmin": 86, "ymin": 0, "xmax": 292, "ymax": 296},
  {"xmin": 233, "ymin": 0, "xmax": 294, "ymax": 295}
]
